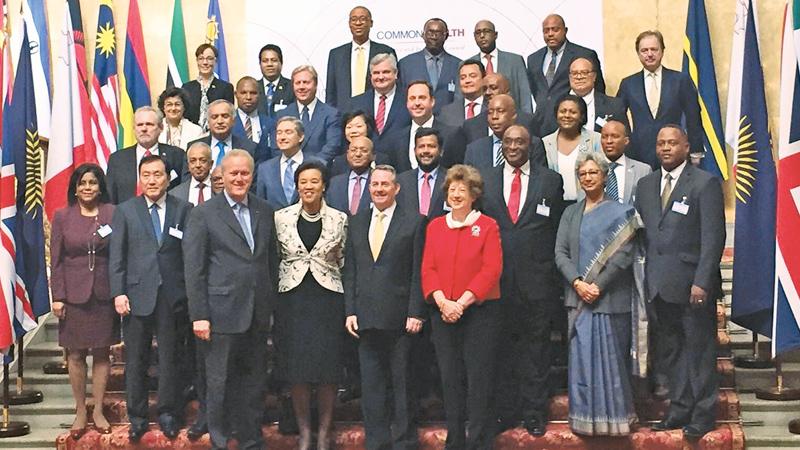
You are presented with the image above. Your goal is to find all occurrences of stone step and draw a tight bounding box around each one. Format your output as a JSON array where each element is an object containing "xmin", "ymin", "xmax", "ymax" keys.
[
  {"xmin": 742, "ymin": 425, "xmax": 800, "ymax": 448},
  {"xmin": 0, "ymin": 424, "xmax": 64, "ymax": 449},
  {"xmin": 735, "ymin": 363, "xmax": 800, "ymax": 392}
]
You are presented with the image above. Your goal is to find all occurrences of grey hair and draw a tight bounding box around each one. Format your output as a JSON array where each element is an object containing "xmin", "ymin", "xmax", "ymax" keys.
[
  {"xmin": 221, "ymin": 149, "xmax": 255, "ymax": 173},
  {"xmin": 292, "ymin": 64, "xmax": 318, "ymax": 83},
  {"xmin": 575, "ymin": 152, "xmax": 610, "ymax": 177},
  {"xmin": 276, "ymin": 116, "xmax": 305, "ymax": 136},
  {"xmin": 135, "ymin": 106, "xmax": 164, "ymax": 123},
  {"xmin": 186, "ymin": 141, "xmax": 212, "ymax": 159},
  {"xmin": 371, "ymin": 164, "xmax": 397, "ymax": 181},
  {"xmin": 369, "ymin": 53, "xmax": 398, "ymax": 72},
  {"xmin": 208, "ymin": 99, "xmax": 235, "ymax": 115}
]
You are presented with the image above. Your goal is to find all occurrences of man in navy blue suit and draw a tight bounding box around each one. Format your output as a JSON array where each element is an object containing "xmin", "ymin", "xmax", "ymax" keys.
[
  {"xmin": 256, "ymin": 116, "xmax": 309, "ymax": 210},
  {"xmin": 617, "ymin": 30, "xmax": 703, "ymax": 169},
  {"xmin": 256, "ymin": 44, "xmax": 295, "ymax": 117},
  {"xmin": 234, "ymin": 76, "xmax": 274, "ymax": 164},
  {"xmin": 276, "ymin": 65, "xmax": 343, "ymax": 164},
  {"xmin": 349, "ymin": 53, "xmax": 411, "ymax": 148},
  {"xmin": 398, "ymin": 18, "xmax": 461, "ymax": 113},
  {"xmin": 326, "ymin": 6, "xmax": 396, "ymax": 111},
  {"xmin": 327, "ymin": 136, "xmax": 375, "ymax": 216}
]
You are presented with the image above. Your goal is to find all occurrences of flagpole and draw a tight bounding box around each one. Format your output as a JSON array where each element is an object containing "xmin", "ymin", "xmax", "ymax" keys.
[
  {"xmin": 733, "ymin": 334, "xmax": 774, "ymax": 369},
  {"xmin": 7, "ymin": 344, "xmax": 42, "ymax": 405},
  {"xmin": 0, "ymin": 346, "xmax": 31, "ymax": 438},
  {"xmin": 754, "ymin": 358, "xmax": 800, "ymax": 401}
]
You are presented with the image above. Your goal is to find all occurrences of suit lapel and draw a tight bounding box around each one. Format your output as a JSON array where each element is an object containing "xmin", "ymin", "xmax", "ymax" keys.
[
  {"xmin": 517, "ymin": 166, "xmax": 541, "ymax": 223},
  {"xmin": 248, "ymin": 195, "xmax": 262, "ymax": 251},
  {"xmin": 659, "ymin": 165, "xmax": 692, "ymax": 223},
  {"xmin": 656, "ymin": 69, "xmax": 673, "ymax": 120},
  {"xmin": 217, "ymin": 196, "xmax": 249, "ymax": 244},
  {"xmin": 623, "ymin": 161, "xmax": 636, "ymax": 202},
  {"xmin": 134, "ymin": 197, "xmax": 159, "ymax": 245},
  {"xmin": 553, "ymin": 43, "xmax": 573, "ymax": 84}
]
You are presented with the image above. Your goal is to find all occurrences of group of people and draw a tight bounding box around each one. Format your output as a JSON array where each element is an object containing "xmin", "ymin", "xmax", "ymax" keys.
[{"xmin": 48, "ymin": 6, "xmax": 726, "ymax": 450}]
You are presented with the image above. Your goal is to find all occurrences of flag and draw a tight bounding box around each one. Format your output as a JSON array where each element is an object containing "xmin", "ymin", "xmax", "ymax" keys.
[
  {"xmin": 726, "ymin": 0, "xmax": 777, "ymax": 339},
  {"xmin": 206, "ymin": 0, "xmax": 229, "ymax": 81},
  {"xmin": 1, "ymin": 0, "xmax": 13, "ymax": 126},
  {"xmin": 119, "ymin": 0, "xmax": 150, "ymax": 148},
  {"xmin": 1, "ymin": 24, "xmax": 46, "ymax": 355},
  {"xmin": 166, "ymin": 0, "xmax": 189, "ymax": 88},
  {"xmin": 45, "ymin": 0, "xmax": 94, "ymax": 220},
  {"xmin": 21, "ymin": 0, "xmax": 51, "ymax": 140},
  {"xmin": 89, "ymin": 0, "xmax": 118, "ymax": 169},
  {"xmin": 682, "ymin": 0, "xmax": 728, "ymax": 180},
  {"xmin": 26, "ymin": 0, "xmax": 49, "ymax": 89},
  {"xmin": 773, "ymin": 0, "xmax": 800, "ymax": 356}
]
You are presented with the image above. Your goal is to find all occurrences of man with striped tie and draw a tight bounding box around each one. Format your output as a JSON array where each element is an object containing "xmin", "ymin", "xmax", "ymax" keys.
[{"xmin": 600, "ymin": 120, "xmax": 651, "ymax": 205}]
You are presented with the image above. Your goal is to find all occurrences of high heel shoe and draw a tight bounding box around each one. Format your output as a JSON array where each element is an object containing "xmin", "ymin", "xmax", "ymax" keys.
[{"xmin": 69, "ymin": 426, "xmax": 87, "ymax": 440}]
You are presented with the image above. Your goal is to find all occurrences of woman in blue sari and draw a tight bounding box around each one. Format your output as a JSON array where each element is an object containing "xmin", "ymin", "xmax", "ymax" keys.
[{"xmin": 554, "ymin": 152, "xmax": 640, "ymax": 436}]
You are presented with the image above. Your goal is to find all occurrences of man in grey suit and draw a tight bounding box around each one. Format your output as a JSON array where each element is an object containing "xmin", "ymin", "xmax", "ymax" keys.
[
  {"xmin": 635, "ymin": 125, "xmax": 724, "ymax": 440},
  {"xmin": 186, "ymin": 100, "xmax": 258, "ymax": 169},
  {"xmin": 109, "ymin": 155, "xmax": 193, "ymax": 442},
  {"xmin": 469, "ymin": 20, "xmax": 532, "ymax": 114},
  {"xmin": 170, "ymin": 142, "xmax": 213, "ymax": 206},
  {"xmin": 600, "ymin": 120, "xmax": 650, "ymax": 204},
  {"xmin": 344, "ymin": 165, "xmax": 426, "ymax": 450},
  {"xmin": 437, "ymin": 59, "xmax": 486, "ymax": 128},
  {"xmin": 185, "ymin": 149, "xmax": 277, "ymax": 450}
]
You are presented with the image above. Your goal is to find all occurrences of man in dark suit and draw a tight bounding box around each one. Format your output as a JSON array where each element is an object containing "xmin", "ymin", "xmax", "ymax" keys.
[
  {"xmin": 381, "ymin": 80, "xmax": 465, "ymax": 171},
  {"xmin": 464, "ymin": 94, "xmax": 545, "ymax": 173},
  {"xmin": 327, "ymin": 136, "xmax": 374, "ymax": 215},
  {"xmin": 326, "ymin": 6, "xmax": 396, "ymax": 110},
  {"xmin": 398, "ymin": 18, "xmax": 461, "ymax": 113},
  {"xmin": 276, "ymin": 65, "xmax": 343, "ymax": 164},
  {"xmin": 185, "ymin": 149, "xmax": 277, "ymax": 450},
  {"xmin": 600, "ymin": 120, "xmax": 651, "ymax": 204},
  {"xmin": 468, "ymin": 20, "xmax": 532, "ymax": 114},
  {"xmin": 256, "ymin": 116, "xmax": 308, "ymax": 209},
  {"xmin": 234, "ymin": 76, "xmax": 275, "ymax": 164},
  {"xmin": 106, "ymin": 106, "xmax": 188, "ymax": 204},
  {"xmin": 396, "ymin": 127, "xmax": 448, "ymax": 219},
  {"xmin": 109, "ymin": 155, "xmax": 193, "ymax": 442},
  {"xmin": 437, "ymin": 59, "xmax": 486, "ymax": 128},
  {"xmin": 257, "ymin": 44, "xmax": 295, "ymax": 117},
  {"xmin": 186, "ymin": 100, "xmax": 258, "ymax": 169},
  {"xmin": 183, "ymin": 44, "xmax": 235, "ymax": 127},
  {"xmin": 526, "ymin": 14, "xmax": 605, "ymax": 110},
  {"xmin": 617, "ymin": 30, "xmax": 703, "ymax": 169},
  {"xmin": 635, "ymin": 125, "xmax": 724, "ymax": 440},
  {"xmin": 349, "ymin": 53, "xmax": 411, "ymax": 147},
  {"xmin": 344, "ymin": 165, "xmax": 426, "ymax": 450},
  {"xmin": 481, "ymin": 124, "xmax": 564, "ymax": 436},
  {"xmin": 461, "ymin": 73, "xmax": 540, "ymax": 144}
]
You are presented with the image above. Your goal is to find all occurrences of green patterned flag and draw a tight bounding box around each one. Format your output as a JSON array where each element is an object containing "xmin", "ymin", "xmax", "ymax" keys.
[{"xmin": 166, "ymin": 0, "xmax": 188, "ymax": 88}]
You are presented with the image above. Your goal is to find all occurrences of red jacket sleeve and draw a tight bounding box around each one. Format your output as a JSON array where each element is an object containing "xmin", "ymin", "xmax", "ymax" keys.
[
  {"xmin": 421, "ymin": 220, "xmax": 443, "ymax": 302},
  {"xmin": 466, "ymin": 217, "xmax": 503, "ymax": 303}
]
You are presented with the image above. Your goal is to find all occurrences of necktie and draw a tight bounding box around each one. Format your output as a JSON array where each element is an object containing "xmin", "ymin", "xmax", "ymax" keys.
[
  {"xmin": 661, "ymin": 173, "xmax": 673, "ymax": 211},
  {"xmin": 493, "ymin": 138, "xmax": 505, "ymax": 167},
  {"xmin": 150, "ymin": 203, "xmax": 162, "ymax": 244},
  {"xmin": 245, "ymin": 115, "xmax": 253, "ymax": 141},
  {"xmin": 419, "ymin": 172, "xmax": 432, "ymax": 216},
  {"xmin": 354, "ymin": 46, "xmax": 366, "ymax": 95},
  {"xmin": 301, "ymin": 105, "xmax": 310, "ymax": 127},
  {"xmin": 646, "ymin": 72, "xmax": 660, "ymax": 118},
  {"xmin": 485, "ymin": 54, "xmax": 494, "ymax": 74},
  {"xmin": 235, "ymin": 203, "xmax": 255, "ymax": 252},
  {"xmin": 266, "ymin": 83, "xmax": 275, "ymax": 113},
  {"xmin": 215, "ymin": 141, "xmax": 226, "ymax": 167},
  {"xmin": 350, "ymin": 175, "xmax": 362, "ymax": 215},
  {"xmin": 136, "ymin": 149, "xmax": 154, "ymax": 196},
  {"xmin": 283, "ymin": 159, "xmax": 296, "ymax": 203},
  {"xmin": 466, "ymin": 101, "xmax": 477, "ymax": 119},
  {"xmin": 370, "ymin": 212, "xmax": 385, "ymax": 260},
  {"xmin": 605, "ymin": 162, "xmax": 620, "ymax": 202},
  {"xmin": 427, "ymin": 55, "xmax": 440, "ymax": 87},
  {"xmin": 545, "ymin": 50, "xmax": 558, "ymax": 87},
  {"xmin": 197, "ymin": 182, "xmax": 206, "ymax": 205},
  {"xmin": 508, "ymin": 168, "xmax": 522, "ymax": 223},
  {"xmin": 375, "ymin": 95, "xmax": 387, "ymax": 134}
]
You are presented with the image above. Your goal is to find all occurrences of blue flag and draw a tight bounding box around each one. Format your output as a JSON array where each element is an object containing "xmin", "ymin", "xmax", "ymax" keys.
[
  {"xmin": 727, "ymin": 0, "xmax": 776, "ymax": 338},
  {"xmin": 206, "ymin": 0, "xmax": 229, "ymax": 81},
  {"xmin": 682, "ymin": 0, "xmax": 729, "ymax": 180}
]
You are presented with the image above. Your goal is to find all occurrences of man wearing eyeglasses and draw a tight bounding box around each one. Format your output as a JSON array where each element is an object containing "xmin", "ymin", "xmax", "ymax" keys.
[
  {"xmin": 326, "ymin": 6, "xmax": 396, "ymax": 110},
  {"xmin": 398, "ymin": 18, "xmax": 462, "ymax": 114}
]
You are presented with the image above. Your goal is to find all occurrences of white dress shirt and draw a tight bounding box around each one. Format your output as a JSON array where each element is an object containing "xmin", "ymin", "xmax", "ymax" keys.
[
  {"xmin": 542, "ymin": 43, "xmax": 566, "ymax": 75},
  {"xmin": 571, "ymin": 88, "xmax": 596, "ymax": 131},
  {"xmin": 144, "ymin": 193, "xmax": 167, "ymax": 233},
  {"xmin": 210, "ymin": 136, "xmax": 233, "ymax": 168},
  {"xmin": 351, "ymin": 40, "xmax": 372, "ymax": 93},
  {"xmin": 135, "ymin": 144, "xmax": 160, "ymax": 183},
  {"xmin": 481, "ymin": 48, "xmax": 500, "ymax": 73},
  {"xmin": 237, "ymin": 109, "xmax": 262, "ymax": 143},
  {"xmin": 280, "ymin": 150, "xmax": 305, "ymax": 187},
  {"xmin": 373, "ymin": 86, "xmax": 397, "ymax": 126},
  {"xmin": 409, "ymin": 116, "xmax": 435, "ymax": 169},
  {"xmin": 503, "ymin": 160, "xmax": 530, "ymax": 216},
  {"xmin": 463, "ymin": 97, "xmax": 483, "ymax": 118},
  {"xmin": 188, "ymin": 176, "xmax": 212, "ymax": 206},
  {"xmin": 660, "ymin": 160, "xmax": 687, "ymax": 195},
  {"xmin": 368, "ymin": 201, "xmax": 396, "ymax": 245},
  {"xmin": 297, "ymin": 98, "xmax": 319, "ymax": 120}
]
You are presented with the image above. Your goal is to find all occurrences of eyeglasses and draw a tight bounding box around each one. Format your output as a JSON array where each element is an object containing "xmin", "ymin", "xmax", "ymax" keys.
[
  {"xmin": 577, "ymin": 170, "xmax": 602, "ymax": 178},
  {"xmin": 197, "ymin": 56, "xmax": 216, "ymax": 62},
  {"xmin": 569, "ymin": 70, "xmax": 594, "ymax": 78},
  {"xmin": 349, "ymin": 16, "xmax": 370, "ymax": 24}
]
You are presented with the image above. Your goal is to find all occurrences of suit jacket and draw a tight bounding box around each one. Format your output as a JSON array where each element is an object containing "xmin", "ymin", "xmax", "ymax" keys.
[
  {"xmin": 398, "ymin": 50, "xmax": 461, "ymax": 113},
  {"xmin": 184, "ymin": 193, "xmax": 277, "ymax": 333},
  {"xmin": 183, "ymin": 77, "xmax": 235, "ymax": 125},
  {"xmin": 343, "ymin": 205, "xmax": 426, "ymax": 329},
  {"xmin": 396, "ymin": 166, "xmax": 447, "ymax": 219},
  {"xmin": 106, "ymin": 143, "xmax": 189, "ymax": 205},
  {"xmin": 464, "ymin": 134, "xmax": 546, "ymax": 174},
  {"xmin": 462, "ymin": 50, "xmax": 533, "ymax": 114},
  {"xmin": 276, "ymin": 100, "xmax": 343, "ymax": 163},
  {"xmin": 274, "ymin": 202, "xmax": 347, "ymax": 293},
  {"xmin": 349, "ymin": 88, "xmax": 411, "ymax": 147},
  {"xmin": 50, "ymin": 204, "xmax": 115, "ymax": 303},
  {"xmin": 328, "ymin": 152, "xmax": 391, "ymax": 178},
  {"xmin": 554, "ymin": 199, "xmax": 634, "ymax": 313},
  {"xmin": 542, "ymin": 129, "xmax": 602, "ymax": 200},
  {"xmin": 461, "ymin": 109, "xmax": 541, "ymax": 143},
  {"xmin": 169, "ymin": 178, "xmax": 217, "ymax": 205},
  {"xmin": 536, "ymin": 91, "xmax": 629, "ymax": 136},
  {"xmin": 436, "ymin": 99, "xmax": 479, "ymax": 129},
  {"xmin": 526, "ymin": 40, "xmax": 605, "ymax": 108},
  {"xmin": 186, "ymin": 134, "xmax": 259, "ymax": 165},
  {"xmin": 158, "ymin": 118, "xmax": 205, "ymax": 150},
  {"xmin": 382, "ymin": 119, "xmax": 466, "ymax": 172},
  {"xmin": 255, "ymin": 155, "xmax": 298, "ymax": 210},
  {"xmin": 257, "ymin": 75, "xmax": 295, "ymax": 117},
  {"xmin": 108, "ymin": 195, "xmax": 192, "ymax": 316},
  {"xmin": 617, "ymin": 67, "xmax": 703, "ymax": 168},
  {"xmin": 326, "ymin": 171, "xmax": 372, "ymax": 215},
  {"xmin": 326, "ymin": 41, "xmax": 397, "ymax": 110},
  {"xmin": 634, "ymin": 164, "xmax": 725, "ymax": 304},
  {"xmin": 233, "ymin": 110, "xmax": 276, "ymax": 163},
  {"xmin": 482, "ymin": 164, "xmax": 564, "ymax": 303},
  {"xmin": 618, "ymin": 156, "xmax": 651, "ymax": 204}
]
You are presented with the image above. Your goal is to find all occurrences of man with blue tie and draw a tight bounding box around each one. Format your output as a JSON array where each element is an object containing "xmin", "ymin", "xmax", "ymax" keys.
[
  {"xmin": 256, "ymin": 117, "xmax": 309, "ymax": 210},
  {"xmin": 186, "ymin": 100, "xmax": 258, "ymax": 170},
  {"xmin": 257, "ymin": 44, "xmax": 295, "ymax": 117},
  {"xmin": 327, "ymin": 136, "xmax": 374, "ymax": 215},
  {"xmin": 234, "ymin": 76, "xmax": 275, "ymax": 164}
]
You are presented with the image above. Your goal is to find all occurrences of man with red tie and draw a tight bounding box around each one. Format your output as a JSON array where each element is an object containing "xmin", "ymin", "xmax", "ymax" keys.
[
  {"xmin": 480, "ymin": 124, "xmax": 565, "ymax": 437},
  {"xmin": 170, "ymin": 142, "xmax": 214, "ymax": 206},
  {"xmin": 437, "ymin": 59, "xmax": 486, "ymax": 128},
  {"xmin": 396, "ymin": 127, "xmax": 448, "ymax": 219}
]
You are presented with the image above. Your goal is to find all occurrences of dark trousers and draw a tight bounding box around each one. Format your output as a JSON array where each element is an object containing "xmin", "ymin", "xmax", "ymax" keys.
[
  {"xmin": 193, "ymin": 338, "xmax": 209, "ymax": 429},
  {"xmin": 431, "ymin": 301, "xmax": 501, "ymax": 450},
  {"xmin": 494, "ymin": 289, "xmax": 554, "ymax": 424},
  {"xmin": 359, "ymin": 329, "xmax": 416, "ymax": 450},
  {"xmin": 123, "ymin": 297, "xmax": 181, "ymax": 425},
  {"xmin": 205, "ymin": 325, "xmax": 268, "ymax": 450},
  {"xmin": 654, "ymin": 297, "xmax": 718, "ymax": 430}
]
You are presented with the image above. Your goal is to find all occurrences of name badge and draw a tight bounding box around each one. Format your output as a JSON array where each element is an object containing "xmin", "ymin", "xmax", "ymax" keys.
[
  {"xmin": 595, "ymin": 116, "xmax": 608, "ymax": 129},
  {"xmin": 447, "ymin": 81, "xmax": 455, "ymax": 92},
  {"xmin": 671, "ymin": 197, "xmax": 689, "ymax": 215},
  {"xmin": 168, "ymin": 226, "xmax": 183, "ymax": 239},
  {"xmin": 274, "ymin": 102, "xmax": 287, "ymax": 112},
  {"xmin": 170, "ymin": 169, "xmax": 179, "ymax": 181},
  {"xmin": 97, "ymin": 224, "xmax": 112, "ymax": 238},
  {"xmin": 536, "ymin": 199, "xmax": 551, "ymax": 217}
]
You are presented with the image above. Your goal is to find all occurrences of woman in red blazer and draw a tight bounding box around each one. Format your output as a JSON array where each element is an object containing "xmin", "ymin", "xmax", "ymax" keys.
[
  {"xmin": 421, "ymin": 164, "xmax": 503, "ymax": 449},
  {"xmin": 50, "ymin": 164, "xmax": 119, "ymax": 438}
]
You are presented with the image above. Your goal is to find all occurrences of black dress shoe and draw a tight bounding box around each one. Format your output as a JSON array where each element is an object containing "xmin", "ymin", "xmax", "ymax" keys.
[
  {"xmin": 337, "ymin": 385, "xmax": 362, "ymax": 403},
  {"xmin": 683, "ymin": 424, "xmax": 712, "ymax": 440},
  {"xmin": 789, "ymin": 418, "xmax": 800, "ymax": 434},
  {"xmin": 492, "ymin": 419, "xmax": 517, "ymax": 436},
  {"xmin": 187, "ymin": 421, "xmax": 208, "ymax": 441},
  {"xmin": 651, "ymin": 419, "xmax": 686, "ymax": 431},
  {"xmin": 525, "ymin": 418, "xmax": 546, "ymax": 437},
  {"xmin": 159, "ymin": 415, "xmax": 179, "ymax": 440},
  {"xmin": 129, "ymin": 422, "xmax": 148, "ymax": 443}
]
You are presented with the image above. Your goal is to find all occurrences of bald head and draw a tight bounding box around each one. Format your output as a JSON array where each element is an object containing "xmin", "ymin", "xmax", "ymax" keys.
[
  {"xmin": 474, "ymin": 20, "xmax": 498, "ymax": 54},
  {"xmin": 542, "ymin": 14, "xmax": 567, "ymax": 50},
  {"xmin": 347, "ymin": 135, "xmax": 375, "ymax": 173},
  {"xmin": 483, "ymin": 73, "xmax": 510, "ymax": 102},
  {"xmin": 487, "ymin": 94, "xmax": 518, "ymax": 137},
  {"xmin": 568, "ymin": 58, "xmax": 597, "ymax": 96}
]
